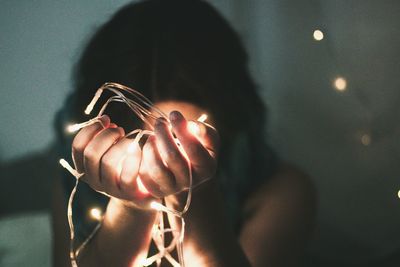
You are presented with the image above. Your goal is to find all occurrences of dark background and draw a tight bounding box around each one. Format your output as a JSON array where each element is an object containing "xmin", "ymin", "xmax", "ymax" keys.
[{"xmin": 0, "ymin": 1, "xmax": 399, "ymax": 266}]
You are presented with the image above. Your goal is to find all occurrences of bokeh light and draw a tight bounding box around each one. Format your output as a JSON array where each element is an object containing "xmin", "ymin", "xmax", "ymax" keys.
[
  {"xmin": 334, "ymin": 77, "xmax": 347, "ymax": 91},
  {"xmin": 313, "ymin": 29, "xmax": 324, "ymax": 41},
  {"xmin": 89, "ymin": 207, "xmax": 103, "ymax": 221},
  {"xmin": 361, "ymin": 134, "xmax": 371, "ymax": 146}
]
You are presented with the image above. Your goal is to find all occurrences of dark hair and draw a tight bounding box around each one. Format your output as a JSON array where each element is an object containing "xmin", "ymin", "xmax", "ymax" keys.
[{"xmin": 56, "ymin": 0, "xmax": 277, "ymax": 226}]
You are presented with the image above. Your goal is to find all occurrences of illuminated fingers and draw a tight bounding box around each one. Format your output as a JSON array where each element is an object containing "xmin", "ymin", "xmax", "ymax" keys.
[
  {"xmin": 119, "ymin": 141, "xmax": 143, "ymax": 196},
  {"xmin": 83, "ymin": 127, "xmax": 124, "ymax": 192},
  {"xmin": 62, "ymin": 83, "xmax": 204, "ymax": 267},
  {"xmin": 188, "ymin": 120, "xmax": 219, "ymax": 158},
  {"xmin": 139, "ymin": 135, "xmax": 177, "ymax": 198},
  {"xmin": 72, "ymin": 115, "xmax": 110, "ymax": 173},
  {"xmin": 169, "ymin": 111, "xmax": 216, "ymax": 180},
  {"xmin": 154, "ymin": 118, "xmax": 190, "ymax": 189},
  {"xmin": 98, "ymin": 137, "xmax": 136, "ymax": 198}
]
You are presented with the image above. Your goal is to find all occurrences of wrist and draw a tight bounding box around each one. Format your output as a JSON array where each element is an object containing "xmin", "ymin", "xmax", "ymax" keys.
[
  {"xmin": 165, "ymin": 176, "xmax": 218, "ymax": 211},
  {"xmin": 165, "ymin": 178, "xmax": 243, "ymax": 266}
]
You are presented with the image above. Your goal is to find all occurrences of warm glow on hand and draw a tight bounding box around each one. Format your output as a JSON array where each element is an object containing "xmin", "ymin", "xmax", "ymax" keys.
[
  {"xmin": 89, "ymin": 207, "xmax": 103, "ymax": 221},
  {"xmin": 60, "ymin": 83, "xmax": 216, "ymax": 267},
  {"xmin": 188, "ymin": 113, "xmax": 208, "ymax": 136},
  {"xmin": 188, "ymin": 121, "xmax": 200, "ymax": 136},
  {"xmin": 137, "ymin": 176, "xmax": 150, "ymax": 195}
]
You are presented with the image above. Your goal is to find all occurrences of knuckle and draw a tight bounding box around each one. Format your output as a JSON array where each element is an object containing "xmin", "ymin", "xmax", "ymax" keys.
[
  {"xmin": 72, "ymin": 139, "xmax": 85, "ymax": 156},
  {"xmin": 83, "ymin": 145, "xmax": 97, "ymax": 163},
  {"xmin": 101, "ymin": 153, "xmax": 114, "ymax": 171}
]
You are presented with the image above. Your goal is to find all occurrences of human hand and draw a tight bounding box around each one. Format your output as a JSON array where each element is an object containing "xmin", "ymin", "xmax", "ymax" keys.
[
  {"xmin": 71, "ymin": 111, "xmax": 219, "ymax": 209},
  {"xmin": 138, "ymin": 111, "xmax": 219, "ymax": 199},
  {"xmin": 71, "ymin": 115, "xmax": 152, "ymax": 209}
]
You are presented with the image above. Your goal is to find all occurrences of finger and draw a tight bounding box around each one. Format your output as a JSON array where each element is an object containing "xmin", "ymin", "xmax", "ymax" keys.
[
  {"xmin": 120, "ymin": 144, "xmax": 147, "ymax": 199},
  {"xmin": 188, "ymin": 120, "xmax": 220, "ymax": 158},
  {"xmin": 100, "ymin": 137, "xmax": 136, "ymax": 197},
  {"xmin": 83, "ymin": 127, "xmax": 124, "ymax": 191},
  {"xmin": 139, "ymin": 135, "xmax": 176, "ymax": 198},
  {"xmin": 119, "ymin": 139, "xmax": 142, "ymax": 195},
  {"xmin": 154, "ymin": 117, "xmax": 190, "ymax": 189},
  {"xmin": 169, "ymin": 111, "xmax": 213, "ymax": 168},
  {"xmin": 72, "ymin": 115, "xmax": 110, "ymax": 172}
]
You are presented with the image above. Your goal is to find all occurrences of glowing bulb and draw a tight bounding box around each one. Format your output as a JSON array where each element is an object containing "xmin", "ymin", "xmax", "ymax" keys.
[
  {"xmin": 361, "ymin": 134, "xmax": 371, "ymax": 146},
  {"xmin": 188, "ymin": 114, "xmax": 207, "ymax": 136},
  {"xmin": 84, "ymin": 106, "xmax": 93, "ymax": 115},
  {"xmin": 65, "ymin": 123, "xmax": 76, "ymax": 134},
  {"xmin": 150, "ymin": 201, "xmax": 162, "ymax": 211},
  {"xmin": 334, "ymin": 77, "xmax": 347, "ymax": 91},
  {"xmin": 397, "ymin": 190, "xmax": 400, "ymax": 199},
  {"xmin": 313, "ymin": 29, "xmax": 324, "ymax": 41},
  {"xmin": 59, "ymin": 158, "xmax": 82, "ymax": 178},
  {"xmin": 66, "ymin": 123, "xmax": 81, "ymax": 133},
  {"xmin": 188, "ymin": 121, "xmax": 200, "ymax": 136},
  {"xmin": 89, "ymin": 207, "xmax": 103, "ymax": 221},
  {"xmin": 85, "ymin": 89, "xmax": 103, "ymax": 115},
  {"xmin": 139, "ymin": 257, "xmax": 156, "ymax": 267},
  {"xmin": 197, "ymin": 114, "xmax": 208, "ymax": 122},
  {"xmin": 137, "ymin": 177, "xmax": 149, "ymax": 195},
  {"xmin": 59, "ymin": 158, "xmax": 69, "ymax": 169},
  {"xmin": 139, "ymin": 258, "xmax": 148, "ymax": 266}
]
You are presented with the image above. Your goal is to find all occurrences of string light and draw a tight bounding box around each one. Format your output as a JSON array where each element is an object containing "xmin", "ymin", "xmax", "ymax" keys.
[
  {"xmin": 313, "ymin": 29, "xmax": 324, "ymax": 41},
  {"xmin": 84, "ymin": 89, "xmax": 103, "ymax": 115},
  {"xmin": 89, "ymin": 207, "xmax": 103, "ymax": 221},
  {"xmin": 360, "ymin": 134, "xmax": 371, "ymax": 146},
  {"xmin": 188, "ymin": 114, "xmax": 207, "ymax": 137},
  {"xmin": 65, "ymin": 123, "xmax": 78, "ymax": 134},
  {"xmin": 66, "ymin": 124, "xmax": 79, "ymax": 133},
  {"xmin": 188, "ymin": 121, "xmax": 200, "ymax": 136},
  {"xmin": 197, "ymin": 114, "xmax": 207, "ymax": 122},
  {"xmin": 59, "ymin": 159, "xmax": 83, "ymax": 178},
  {"xmin": 59, "ymin": 82, "xmax": 207, "ymax": 267},
  {"xmin": 333, "ymin": 76, "xmax": 347, "ymax": 91}
]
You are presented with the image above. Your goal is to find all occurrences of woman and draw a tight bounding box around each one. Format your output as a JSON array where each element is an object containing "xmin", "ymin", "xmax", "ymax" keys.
[{"xmin": 53, "ymin": 0, "xmax": 316, "ymax": 266}]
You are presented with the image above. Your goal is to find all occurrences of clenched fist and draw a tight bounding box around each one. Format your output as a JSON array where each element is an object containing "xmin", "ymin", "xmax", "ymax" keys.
[{"xmin": 71, "ymin": 111, "xmax": 219, "ymax": 209}]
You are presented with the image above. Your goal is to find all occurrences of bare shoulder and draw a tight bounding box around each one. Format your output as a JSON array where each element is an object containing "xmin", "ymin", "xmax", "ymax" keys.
[
  {"xmin": 243, "ymin": 162, "xmax": 316, "ymax": 217},
  {"xmin": 239, "ymin": 163, "xmax": 317, "ymax": 266},
  {"xmin": 266, "ymin": 163, "xmax": 314, "ymax": 192}
]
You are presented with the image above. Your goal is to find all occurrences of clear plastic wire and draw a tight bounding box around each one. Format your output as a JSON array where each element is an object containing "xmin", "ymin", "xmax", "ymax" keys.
[{"xmin": 60, "ymin": 82, "xmax": 202, "ymax": 267}]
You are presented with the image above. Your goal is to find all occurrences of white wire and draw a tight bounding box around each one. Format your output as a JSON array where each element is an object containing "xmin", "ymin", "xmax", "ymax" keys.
[{"xmin": 60, "ymin": 82, "xmax": 201, "ymax": 267}]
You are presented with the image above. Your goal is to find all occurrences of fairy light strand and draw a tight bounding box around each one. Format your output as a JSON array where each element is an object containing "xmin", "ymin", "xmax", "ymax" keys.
[{"xmin": 60, "ymin": 82, "xmax": 207, "ymax": 267}]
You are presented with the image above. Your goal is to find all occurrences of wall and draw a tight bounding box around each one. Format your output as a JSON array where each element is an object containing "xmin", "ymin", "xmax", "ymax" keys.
[{"xmin": 1, "ymin": 0, "xmax": 399, "ymax": 265}]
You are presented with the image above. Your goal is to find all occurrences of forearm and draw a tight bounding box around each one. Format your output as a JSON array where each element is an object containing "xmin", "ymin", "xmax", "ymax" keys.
[
  {"xmin": 166, "ymin": 179, "xmax": 251, "ymax": 267},
  {"xmin": 78, "ymin": 197, "xmax": 156, "ymax": 267}
]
